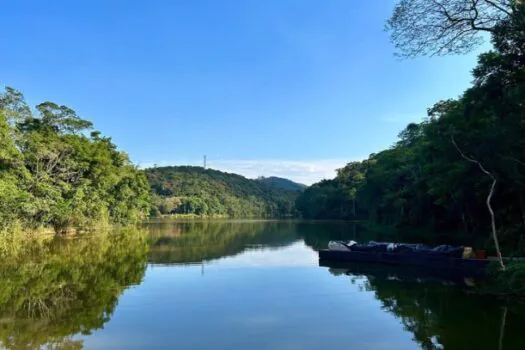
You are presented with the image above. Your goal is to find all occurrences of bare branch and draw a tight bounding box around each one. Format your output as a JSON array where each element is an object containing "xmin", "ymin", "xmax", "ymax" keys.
[
  {"xmin": 482, "ymin": 0, "xmax": 513, "ymax": 15},
  {"xmin": 451, "ymin": 136, "xmax": 494, "ymax": 179},
  {"xmin": 387, "ymin": 0, "xmax": 513, "ymax": 57},
  {"xmin": 432, "ymin": 29, "xmax": 474, "ymax": 56},
  {"xmin": 498, "ymin": 154, "xmax": 525, "ymax": 167},
  {"xmin": 451, "ymin": 136, "xmax": 505, "ymax": 270}
]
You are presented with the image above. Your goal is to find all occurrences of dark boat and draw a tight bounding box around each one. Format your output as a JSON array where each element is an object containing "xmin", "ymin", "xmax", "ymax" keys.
[{"xmin": 319, "ymin": 241, "xmax": 491, "ymax": 277}]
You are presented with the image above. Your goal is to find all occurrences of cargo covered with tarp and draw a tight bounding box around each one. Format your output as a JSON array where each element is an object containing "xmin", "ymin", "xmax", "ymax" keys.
[
  {"xmin": 328, "ymin": 241, "xmax": 465, "ymax": 258},
  {"xmin": 320, "ymin": 241, "xmax": 489, "ymax": 277}
]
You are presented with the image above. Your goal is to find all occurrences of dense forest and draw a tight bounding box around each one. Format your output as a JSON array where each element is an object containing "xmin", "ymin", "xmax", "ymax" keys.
[
  {"xmin": 297, "ymin": 3, "xmax": 525, "ymax": 255},
  {"xmin": 0, "ymin": 88, "xmax": 151, "ymax": 235},
  {"xmin": 145, "ymin": 166, "xmax": 300, "ymax": 218},
  {"xmin": 256, "ymin": 176, "xmax": 306, "ymax": 191},
  {"xmin": 1, "ymin": 86, "xmax": 304, "ymax": 235}
]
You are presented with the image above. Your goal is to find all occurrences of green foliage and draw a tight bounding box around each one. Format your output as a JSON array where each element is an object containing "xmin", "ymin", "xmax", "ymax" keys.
[
  {"xmin": 483, "ymin": 261, "xmax": 525, "ymax": 296},
  {"xmin": 296, "ymin": 161, "xmax": 368, "ymax": 220},
  {"xmin": 297, "ymin": 5, "xmax": 525, "ymax": 254},
  {"xmin": 145, "ymin": 166, "xmax": 299, "ymax": 218},
  {"xmin": 0, "ymin": 88, "xmax": 150, "ymax": 234},
  {"xmin": 256, "ymin": 176, "xmax": 306, "ymax": 191}
]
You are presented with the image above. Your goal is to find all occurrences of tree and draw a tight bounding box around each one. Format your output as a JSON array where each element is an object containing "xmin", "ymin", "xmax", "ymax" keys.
[
  {"xmin": 0, "ymin": 87, "xmax": 31, "ymax": 123},
  {"xmin": 145, "ymin": 166, "xmax": 299, "ymax": 218},
  {"xmin": 0, "ymin": 87, "xmax": 151, "ymax": 234},
  {"xmin": 452, "ymin": 137, "xmax": 505, "ymax": 269},
  {"xmin": 386, "ymin": 0, "xmax": 517, "ymax": 57},
  {"xmin": 297, "ymin": 5, "xmax": 525, "ymax": 257},
  {"xmin": 36, "ymin": 102, "xmax": 93, "ymax": 134}
]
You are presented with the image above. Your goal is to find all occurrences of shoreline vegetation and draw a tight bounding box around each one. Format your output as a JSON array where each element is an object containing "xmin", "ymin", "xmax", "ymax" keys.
[
  {"xmin": 151, "ymin": 213, "xmax": 231, "ymax": 220},
  {"xmin": 294, "ymin": 3, "xmax": 525, "ymax": 297},
  {"xmin": 145, "ymin": 166, "xmax": 301, "ymax": 219},
  {"xmin": 2, "ymin": 3, "xmax": 525, "ymax": 298},
  {"xmin": 297, "ymin": 5, "xmax": 525, "ymax": 256},
  {"xmin": 0, "ymin": 88, "xmax": 150, "ymax": 237}
]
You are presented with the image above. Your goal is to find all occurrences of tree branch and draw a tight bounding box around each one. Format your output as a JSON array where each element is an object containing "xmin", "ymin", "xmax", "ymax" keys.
[
  {"xmin": 498, "ymin": 154, "xmax": 525, "ymax": 167},
  {"xmin": 451, "ymin": 136, "xmax": 505, "ymax": 270},
  {"xmin": 452, "ymin": 136, "xmax": 494, "ymax": 178},
  {"xmin": 432, "ymin": 0, "xmax": 458, "ymax": 22},
  {"xmin": 432, "ymin": 29, "xmax": 473, "ymax": 56},
  {"xmin": 482, "ymin": 0, "xmax": 513, "ymax": 16}
]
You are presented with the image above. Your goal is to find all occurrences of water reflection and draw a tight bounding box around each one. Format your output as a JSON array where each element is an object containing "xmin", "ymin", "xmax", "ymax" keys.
[
  {"xmin": 0, "ymin": 229, "xmax": 148, "ymax": 349},
  {"xmin": 143, "ymin": 219, "xmax": 365, "ymax": 265},
  {"xmin": 0, "ymin": 221, "xmax": 523, "ymax": 349},
  {"xmin": 323, "ymin": 262, "xmax": 525, "ymax": 350},
  {"xmin": 298, "ymin": 221, "xmax": 371, "ymax": 250},
  {"xmin": 144, "ymin": 220, "xmax": 302, "ymax": 264}
]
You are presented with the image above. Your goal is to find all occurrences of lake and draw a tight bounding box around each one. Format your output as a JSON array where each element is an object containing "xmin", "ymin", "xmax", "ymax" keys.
[{"xmin": 1, "ymin": 220, "xmax": 524, "ymax": 349}]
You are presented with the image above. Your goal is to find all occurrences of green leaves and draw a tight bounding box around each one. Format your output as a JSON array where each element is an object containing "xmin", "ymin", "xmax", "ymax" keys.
[
  {"xmin": 0, "ymin": 87, "xmax": 151, "ymax": 234},
  {"xmin": 298, "ymin": 5, "xmax": 525, "ymax": 253},
  {"xmin": 36, "ymin": 102, "xmax": 93, "ymax": 134},
  {"xmin": 145, "ymin": 166, "xmax": 299, "ymax": 218}
]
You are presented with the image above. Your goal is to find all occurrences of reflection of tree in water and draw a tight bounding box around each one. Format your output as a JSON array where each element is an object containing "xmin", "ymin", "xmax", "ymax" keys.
[
  {"xmin": 326, "ymin": 266, "xmax": 525, "ymax": 350},
  {"xmin": 145, "ymin": 220, "xmax": 301, "ymax": 264},
  {"xmin": 0, "ymin": 229, "xmax": 148, "ymax": 349},
  {"xmin": 147, "ymin": 220, "xmax": 384, "ymax": 264}
]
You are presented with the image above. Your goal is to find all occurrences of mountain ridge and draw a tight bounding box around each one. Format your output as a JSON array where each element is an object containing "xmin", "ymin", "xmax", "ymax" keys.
[
  {"xmin": 256, "ymin": 176, "xmax": 307, "ymax": 191},
  {"xmin": 144, "ymin": 166, "xmax": 299, "ymax": 217}
]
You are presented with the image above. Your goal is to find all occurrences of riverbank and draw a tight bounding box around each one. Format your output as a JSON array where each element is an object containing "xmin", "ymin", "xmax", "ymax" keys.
[
  {"xmin": 476, "ymin": 261, "xmax": 525, "ymax": 299},
  {"xmin": 150, "ymin": 213, "xmax": 230, "ymax": 220}
]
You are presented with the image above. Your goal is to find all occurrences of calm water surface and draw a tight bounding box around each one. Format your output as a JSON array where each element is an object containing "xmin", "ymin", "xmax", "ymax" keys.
[{"xmin": 1, "ymin": 220, "xmax": 524, "ymax": 349}]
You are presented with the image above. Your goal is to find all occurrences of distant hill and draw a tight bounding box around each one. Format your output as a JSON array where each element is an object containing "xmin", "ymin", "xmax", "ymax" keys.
[
  {"xmin": 144, "ymin": 166, "xmax": 298, "ymax": 218},
  {"xmin": 256, "ymin": 176, "xmax": 307, "ymax": 192}
]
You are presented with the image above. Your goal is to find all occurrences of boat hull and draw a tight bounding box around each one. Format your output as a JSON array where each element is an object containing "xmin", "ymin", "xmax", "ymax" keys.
[{"xmin": 318, "ymin": 249, "xmax": 490, "ymax": 277}]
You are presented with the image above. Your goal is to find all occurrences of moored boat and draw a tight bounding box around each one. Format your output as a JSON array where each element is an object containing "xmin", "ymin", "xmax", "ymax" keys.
[{"xmin": 319, "ymin": 241, "xmax": 490, "ymax": 277}]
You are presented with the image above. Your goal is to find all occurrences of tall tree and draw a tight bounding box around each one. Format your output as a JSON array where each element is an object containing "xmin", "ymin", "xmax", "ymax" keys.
[
  {"xmin": 386, "ymin": 0, "xmax": 517, "ymax": 57},
  {"xmin": 297, "ymin": 4, "xmax": 525, "ymax": 258},
  {"xmin": 0, "ymin": 87, "xmax": 151, "ymax": 234}
]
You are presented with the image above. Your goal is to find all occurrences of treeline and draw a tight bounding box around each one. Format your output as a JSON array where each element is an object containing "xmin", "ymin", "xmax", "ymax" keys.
[
  {"xmin": 256, "ymin": 176, "xmax": 307, "ymax": 191},
  {"xmin": 145, "ymin": 166, "xmax": 300, "ymax": 218},
  {"xmin": 0, "ymin": 85, "xmax": 303, "ymax": 235},
  {"xmin": 0, "ymin": 88, "xmax": 150, "ymax": 234},
  {"xmin": 297, "ymin": 6, "xmax": 525, "ymax": 253}
]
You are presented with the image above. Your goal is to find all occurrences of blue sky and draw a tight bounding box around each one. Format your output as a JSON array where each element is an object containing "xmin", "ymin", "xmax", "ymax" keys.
[{"xmin": 1, "ymin": 0, "xmax": 485, "ymax": 184}]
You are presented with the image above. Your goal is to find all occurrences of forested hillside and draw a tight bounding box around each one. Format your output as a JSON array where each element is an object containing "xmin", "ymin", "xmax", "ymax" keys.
[
  {"xmin": 145, "ymin": 166, "xmax": 299, "ymax": 218},
  {"xmin": 256, "ymin": 176, "xmax": 306, "ymax": 191},
  {"xmin": 297, "ymin": 5, "xmax": 525, "ymax": 254},
  {"xmin": 0, "ymin": 88, "xmax": 150, "ymax": 235}
]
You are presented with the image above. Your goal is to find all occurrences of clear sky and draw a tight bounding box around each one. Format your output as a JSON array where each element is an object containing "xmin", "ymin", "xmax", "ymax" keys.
[{"xmin": 1, "ymin": 0, "xmax": 484, "ymax": 184}]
